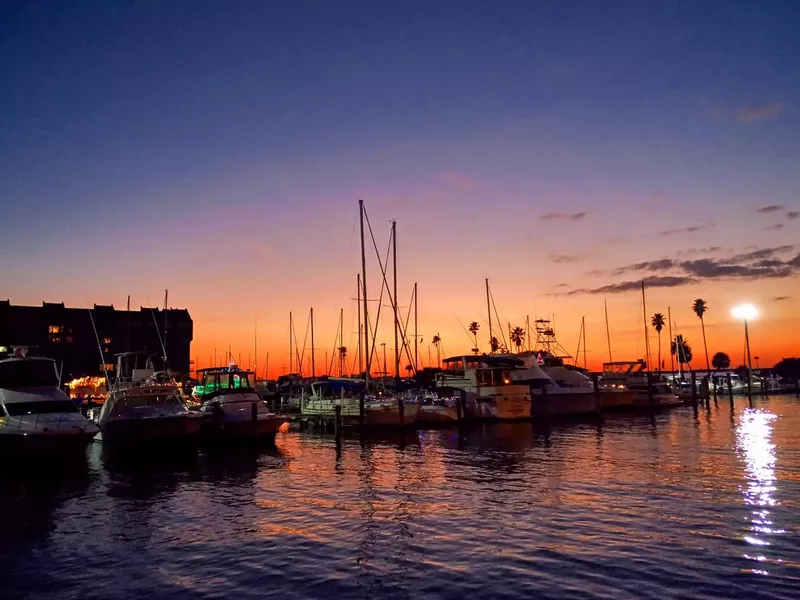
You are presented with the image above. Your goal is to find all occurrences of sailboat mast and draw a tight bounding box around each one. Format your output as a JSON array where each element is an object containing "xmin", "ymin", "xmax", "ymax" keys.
[
  {"xmin": 339, "ymin": 308, "xmax": 344, "ymax": 376},
  {"xmin": 289, "ymin": 311, "xmax": 293, "ymax": 374},
  {"xmin": 641, "ymin": 281, "xmax": 651, "ymax": 370},
  {"xmin": 309, "ymin": 307, "xmax": 316, "ymax": 378},
  {"xmin": 359, "ymin": 200, "xmax": 370, "ymax": 388},
  {"xmin": 582, "ymin": 316, "xmax": 587, "ymax": 370},
  {"xmin": 668, "ymin": 306, "xmax": 675, "ymax": 379},
  {"xmin": 357, "ymin": 273, "xmax": 363, "ymax": 376},
  {"xmin": 485, "ymin": 278, "xmax": 493, "ymax": 350},
  {"xmin": 604, "ymin": 298, "xmax": 613, "ymax": 362},
  {"xmin": 392, "ymin": 220, "xmax": 400, "ymax": 381},
  {"xmin": 254, "ymin": 313, "xmax": 258, "ymax": 379},
  {"xmin": 414, "ymin": 282, "xmax": 418, "ymax": 372}
]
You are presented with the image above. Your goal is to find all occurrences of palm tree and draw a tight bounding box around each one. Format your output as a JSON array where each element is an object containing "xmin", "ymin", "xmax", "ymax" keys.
[
  {"xmin": 338, "ymin": 346, "xmax": 347, "ymax": 377},
  {"xmin": 405, "ymin": 364, "xmax": 413, "ymax": 377},
  {"xmin": 510, "ymin": 327, "xmax": 525, "ymax": 352},
  {"xmin": 692, "ymin": 298, "xmax": 711, "ymax": 373},
  {"xmin": 712, "ymin": 352, "xmax": 730, "ymax": 370},
  {"xmin": 468, "ymin": 321, "xmax": 480, "ymax": 354},
  {"xmin": 432, "ymin": 334, "xmax": 441, "ymax": 367},
  {"xmin": 489, "ymin": 336, "xmax": 500, "ymax": 353},
  {"xmin": 651, "ymin": 313, "xmax": 665, "ymax": 372},
  {"xmin": 671, "ymin": 335, "xmax": 693, "ymax": 377}
]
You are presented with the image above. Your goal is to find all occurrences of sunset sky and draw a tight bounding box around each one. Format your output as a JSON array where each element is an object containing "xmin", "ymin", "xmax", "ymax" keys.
[{"xmin": 1, "ymin": 1, "xmax": 798, "ymax": 375}]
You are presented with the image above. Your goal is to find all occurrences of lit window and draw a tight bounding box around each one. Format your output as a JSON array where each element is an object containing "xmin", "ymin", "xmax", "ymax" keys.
[
  {"xmin": 49, "ymin": 335, "xmax": 61, "ymax": 343},
  {"xmin": 104, "ymin": 347, "xmax": 109, "ymax": 354},
  {"xmin": 100, "ymin": 363, "xmax": 115, "ymax": 371},
  {"xmin": 0, "ymin": 346, "xmax": 7, "ymax": 353},
  {"xmin": 48, "ymin": 325, "xmax": 63, "ymax": 334},
  {"xmin": 103, "ymin": 337, "xmax": 111, "ymax": 344}
]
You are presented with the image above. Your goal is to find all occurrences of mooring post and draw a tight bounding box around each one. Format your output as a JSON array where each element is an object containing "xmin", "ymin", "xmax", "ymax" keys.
[
  {"xmin": 647, "ymin": 372, "xmax": 654, "ymax": 409},
  {"xmin": 334, "ymin": 403, "xmax": 342, "ymax": 442},
  {"xmin": 691, "ymin": 372, "xmax": 698, "ymax": 407},
  {"xmin": 727, "ymin": 373, "xmax": 734, "ymax": 408},
  {"xmin": 359, "ymin": 390, "xmax": 365, "ymax": 429},
  {"xmin": 459, "ymin": 390, "xmax": 468, "ymax": 424},
  {"xmin": 702, "ymin": 376, "xmax": 711, "ymax": 408},
  {"xmin": 398, "ymin": 398, "xmax": 405, "ymax": 427},
  {"xmin": 795, "ymin": 378, "xmax": 800, "ymax": 399},
  {"xmin": 761, "ymin": 377, "xmax": 768, "ymax": 398},
  {"xmin": 455, "ymin": 393, "xmax": 463, "ymax": 423},
  {"xmin": 251, "ymin": 401, "xmax": 258, "ymax": 438}
]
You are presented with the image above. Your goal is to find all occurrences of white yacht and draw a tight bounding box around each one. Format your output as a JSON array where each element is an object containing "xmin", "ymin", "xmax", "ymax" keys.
[
  {"xmin": 600, "ymin": 361, "xmax": 681, "ymax": 407},
  {"xmin": 0, "ymin": 349, "xmax": 99, "ymax": 452},
  {"xmin": 490, "ymin": 353, "xmax": 599, "ymax": 416},
  {"xmin": 301, "ymin": 378, "xmax": 420, "ymax": 427},
  {"xmin": 195, "ymin": 365, "xmax": 287, "ymax": 439},
  {"xmin": 95, "ymin": 353, "xmax": 203, "ymax": 444},
  {"xmin": 435, "ymin": 355, "xmax": 531, "ymax": 420}
]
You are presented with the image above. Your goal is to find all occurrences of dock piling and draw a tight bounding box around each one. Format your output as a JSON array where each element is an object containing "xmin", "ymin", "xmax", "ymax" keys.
[
  {"xmin": 334, "ymin": 403, "xmax": 342, "ymax": 442},
  {"xmin": 691, "ymin": 372, "xmax": 698, "ymax": 407},
  {"xmin": 727, "ymin": 373, "xmax": 734, "ymax": 408},
  {"xmin": 647, "ymin": 372, "xmax": 654, "ymax": 410},
  {"xmin": 398, "ymin": 398, "xmax": 405, "ymax": 427}
]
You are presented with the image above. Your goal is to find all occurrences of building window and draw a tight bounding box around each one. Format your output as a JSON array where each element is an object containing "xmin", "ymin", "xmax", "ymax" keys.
[
  {"xmin": 103, "ymin": 337, "xmax": 111, "ymax": 344},
  {"xmin": 66, "ymin": 336, "xmax": 73, "ymax": 343},
  {"xmin": 49, "ymin": 335, "xmax": 61, "ymax": 343},
  {"xmin": 104, "ymin": 347, "xmax": 109, "ymax": 354},
  {"xmin": 100, "ymin": 363, "xmax": 115, "ymax": 371},
  {"xmin": 0, "ymin": 346, "xmax": 7, "ymax": 353},
  {"xmin": 48, "ymin": 325, "xmax": 63, "ymax": 334}
]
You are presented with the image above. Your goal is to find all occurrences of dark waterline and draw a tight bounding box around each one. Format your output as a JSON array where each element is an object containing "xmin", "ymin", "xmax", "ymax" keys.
[{"xmin": 2, "ymin": 398, "xmax": 799, "ymax": 600}]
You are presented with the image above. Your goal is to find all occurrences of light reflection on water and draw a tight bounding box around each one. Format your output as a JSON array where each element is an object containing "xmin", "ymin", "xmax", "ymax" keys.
[
  {"xmin": 735, "ymin": 407, "xmax": 785, "ymax": 574},
  {"xmin": 1, "ymin": 398, "xmax": 799, "ymax": 600}
]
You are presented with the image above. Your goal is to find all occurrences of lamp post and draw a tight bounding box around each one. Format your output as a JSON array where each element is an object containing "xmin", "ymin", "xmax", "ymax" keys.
[{"xmin": 731, "ymin": 304, "xmax": 757, "ymax": 395}]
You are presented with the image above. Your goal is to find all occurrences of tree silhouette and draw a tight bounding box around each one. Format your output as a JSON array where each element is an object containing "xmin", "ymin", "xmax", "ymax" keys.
[
  {"xmin": 773, "ymin": 357, "xmax": 800, "ymax": 380},
  {"xmin": 337, "ymin": 346, "xmax": 347, "ymax": 377},
  {"xmin": 405, "ymin": 364, "xmax": 413, "ymax": 377},
  {"xmin": 432, "ymin": 334, "xmax": 441, "ymax": 367},
  {"xmin": 490, "ymin": 336, "xmax": 500, "ymax": 353},
  {"xmin": 468, "ymin": 321, "xmax": 480, "ymax": 354},
  {"xmin": 692, "ymin": 298, "xmax": 711, "ymax": 373},
  {"xmin": 712, "ymin": 352, "xmax": 730, "ymax": 370},
  {"xmin": 671, "ymin": 335, "xmax": 693, "ymax": 376},
  {"xmin": 510, "ymin": 327, "xmax": 525, "ymax": 352},
  {"xmin": 651, "ymin": 313, "xmax": 665, "ymax": 373}
]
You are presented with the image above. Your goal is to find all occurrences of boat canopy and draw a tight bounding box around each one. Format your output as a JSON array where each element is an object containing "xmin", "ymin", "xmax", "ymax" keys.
[{"xmin": 0, "ymin": 358, "xmax": 59, "ymax": 390}]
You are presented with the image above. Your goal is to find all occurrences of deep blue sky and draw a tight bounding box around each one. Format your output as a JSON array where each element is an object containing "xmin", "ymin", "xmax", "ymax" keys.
[{"xmin": 1, "ymin": 1, "xmax": 798, "ymax": 367}]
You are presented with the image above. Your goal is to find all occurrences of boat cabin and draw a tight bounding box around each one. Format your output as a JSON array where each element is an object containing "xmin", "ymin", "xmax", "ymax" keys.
[
  {"xmin": 0, "ymin": 356, "xmax": 78, "ymax": 417},
  {"xmin": 437, "ymin": 356, "xmax": 514, "ymax": 388},
  {"xmin": 0, "ymin": 356, "xmax": 60, "ymax": 389},
  {"xmin": 195, "ymin": 366, "xmax": 254, "ymax": 399}
]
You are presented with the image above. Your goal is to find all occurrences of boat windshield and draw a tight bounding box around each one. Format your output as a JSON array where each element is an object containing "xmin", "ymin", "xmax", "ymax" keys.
[
  {"xmin": 116, "ymin": 394, "xmax": 183, "ymax": 408},
  {"xmin": 197, "ymin": 371, "xmax": 252, "ymax": 395},
  {"xmin": 4, "ymin": 400, "xmax": 78, "ymax": 416},
  {"xmin": 0, "ymin": 360, "xmax": 59, "ymax": 389},
  {"xmin": 476, "ymin": 369, "xmax": 513, "ymax": 386}
]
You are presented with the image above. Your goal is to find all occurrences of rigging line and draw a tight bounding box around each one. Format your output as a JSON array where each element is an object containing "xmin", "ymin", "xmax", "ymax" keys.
[
  {"xmin": 363, "ymin": 208, "xmax": 401, "ymax": 337},
  {"xmin": 297, "ymin": 309, "xmax": 311, "ymax": 374},
  {"xmin": 452, "ymin": 312, "xmax": 480, "ymax": 347},
  {"xmin": 489, "ymin": 288, "xmax": 509, "ymax": 350},
  {"xmin": 363, "ymin": 216, "xmax": 392, "ymax": 372},
  {"xmin": 328, "ymin": 315, "xmax": 341, "ymax": 376},
  {"xmin": 291, "ymin": 316, "xmax": 302, "ymax": 376}
]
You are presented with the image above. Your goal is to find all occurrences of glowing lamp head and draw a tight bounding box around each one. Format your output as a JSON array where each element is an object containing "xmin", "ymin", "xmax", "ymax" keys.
[{"xmin": 731, "ymin": 304, "xmax": 758, "ymax": 321}]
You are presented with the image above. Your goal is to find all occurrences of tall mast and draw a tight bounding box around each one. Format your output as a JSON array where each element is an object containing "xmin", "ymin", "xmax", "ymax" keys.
[
  {"xmin": 641, "ymin": 281, "xmax": 651, "ymax": 370},
  {"xmin": 485, "ymin": 278, "xmax": 493, "ymax": 350},
  {"xmin": 289, "ymin": 311, "xmax": 293, "ymax": 374},
  {"xmin": 604, "ymin": 298, "xmax": 613, "ymax": 362},
  {"xmin": 359, "ymin": 200, "xmax": 370, "ymax": 387},
  {"xmin": 310, "ymin": 307, "xmax": 316, "ymax": 378},
  {"xmin": 582, "ymin": 316, "xmax": 587, "ymax": 370},
  {"xmin": 339, "ymin": 308, "xmax": 344, "ymax": 376},
  {"xmin": 392, "ymin": 220, "xmax": 400, "ymax": 382},
  {"xmin": 667, "ymin": 306, "xmax": 675, "ymax": 379},
  {"xmin": 254, "ymin": 313, "xmax": 258, "ymax": 379},
  {"xmin": 414, "ymin": 282, "xmax": 418, "ymax": 372},
  {"xmin": 357, "ymin": 273, "xmax": 363, "ymax": 376},
  {"xmin": 163, "ymin": 289, "xmax": 169, "ymax": 370}
]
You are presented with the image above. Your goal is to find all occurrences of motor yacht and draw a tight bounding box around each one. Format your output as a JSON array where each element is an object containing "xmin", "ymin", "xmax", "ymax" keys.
[
  {"xmin": 301, "ymin": 378, "xmax": 420, "ymax": 427},
  {"xmin": 0, "ymin": 348, "xmax": 99, "ymax": 452}
]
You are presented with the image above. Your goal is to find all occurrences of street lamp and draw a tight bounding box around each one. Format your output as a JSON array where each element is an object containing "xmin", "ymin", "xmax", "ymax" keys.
[{"xmin": 731, "ymin": 304, "xmax": 757, "ymax": 392}]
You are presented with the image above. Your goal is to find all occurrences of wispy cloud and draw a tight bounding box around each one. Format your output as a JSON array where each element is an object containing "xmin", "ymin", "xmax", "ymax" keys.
[
  {"xmin": 763, "ymin": 224, "xmax": 784, "ymax": 230},
  {"xmin": 437, "ymin": 171, "xmax": 477, "ymax": 190},
  {"xmin": 773, "ymin": 296, "xmax": 791, "ymax": 302},
  {"xmin": 787, "ymin": 211, "xmax": 799, "ymax": 220},
  {"xmin": 736, "ymin": 101, "xmax": 786, "ymax": 123},
  {"xmin": 756, "ymin": 204, "xmax": 785, "ymax": 214},
  {"xmin": 549, "ymin": 253, "xmax": 584, "ymax": 264},
  {"xmin": 660, "ymin": 223, "xmax": 715, "ymax": 236},
  {"xmin": 558, "ymin": 246, "xmax": 799, "ymax": 295},
  {"xmin": 540, "ymin": 211, "xmax": 587, "ymax": 222}
]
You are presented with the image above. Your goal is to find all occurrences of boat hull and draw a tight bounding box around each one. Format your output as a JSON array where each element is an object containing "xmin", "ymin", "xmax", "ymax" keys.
[
  {"xmin": 416, "ymin": 404, "xmax": 459, "ymax": 424},
  {"xmin": 0, "ymin": 429, "xmax": 96, "ymax": 454},
  {"xmin": 530, "ymin": 391, "xmax": 600, "ymax": 416},
  {"xmin": 100, "ymin": 414, "xmax": 203, "ymax": 444},
  {"xmin": 599, "ymin": 390, "xmax": 638, "ymax": 411},
  {"xmin": 467, "ymin": 393, "xmax": 530, "ymax": 421},
  {"xmin": 199, "ymin": 414, "xmax": 288, "ymax": 440},
  {"xmin": 302, "ymin": 398, "xmax": 420, "ymax": 427}
]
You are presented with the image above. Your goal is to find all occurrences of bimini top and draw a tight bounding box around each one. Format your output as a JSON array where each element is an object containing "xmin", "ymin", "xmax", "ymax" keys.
[{"xmin": 0, "ymin": 356, "xmax": 59, "ymax": 390}]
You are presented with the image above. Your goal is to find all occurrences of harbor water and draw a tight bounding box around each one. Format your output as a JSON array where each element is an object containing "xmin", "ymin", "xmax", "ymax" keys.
[{"xmin": 3, "ymin": 397, "xmax": 799, "ymax": 600}]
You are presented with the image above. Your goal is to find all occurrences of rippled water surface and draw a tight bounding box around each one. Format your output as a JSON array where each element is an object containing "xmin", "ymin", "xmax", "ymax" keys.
[{"xmin": 3, "ymin": 397, "xmax": 800, "ymax": 599}]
